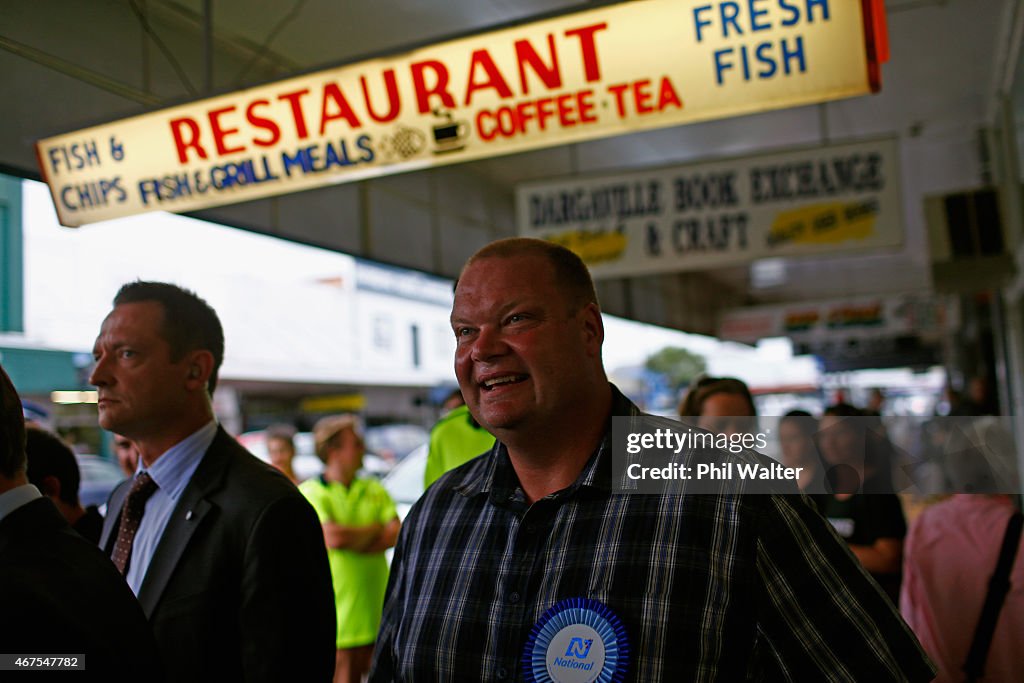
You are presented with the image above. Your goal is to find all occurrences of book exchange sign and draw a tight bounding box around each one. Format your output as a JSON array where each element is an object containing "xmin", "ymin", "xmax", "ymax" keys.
[
  {"xmin": 36, "ymin": 0, "xmax": 886, "ymax": 227},
  {"xmin": 515, "ymin": 137, "xmax": 902, "ymax": 278}
]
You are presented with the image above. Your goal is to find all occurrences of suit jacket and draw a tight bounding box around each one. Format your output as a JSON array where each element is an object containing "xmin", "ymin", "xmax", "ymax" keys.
[
  {"xmin": 101, "ymin": 427, "xmax": 336, "ymax": 682},
  {"xmin": 0, "ymin": 496, "xmax": 159, "ymax": 681}
]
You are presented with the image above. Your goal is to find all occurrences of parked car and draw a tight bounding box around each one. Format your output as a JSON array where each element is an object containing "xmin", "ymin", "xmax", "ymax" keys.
[
  {"xmin": 381, "ymin": 443, "xmax": 428, "ymax": 521},
  {"xmin": 365, "ymin": 423, "xmax": 429, "ymax": 464},
  {"xmin": 381, "ymin": 443, "xmax": 428, "ymax": 564},
  {"xmin": 76, "ymin": 453, "xmax": 126, "ymax": 509}
]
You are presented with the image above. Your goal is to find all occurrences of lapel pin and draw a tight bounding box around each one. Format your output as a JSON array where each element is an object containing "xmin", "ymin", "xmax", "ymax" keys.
[{"xmin": 185, "ymin": 510, "xmax": 193, "ymax": 521}]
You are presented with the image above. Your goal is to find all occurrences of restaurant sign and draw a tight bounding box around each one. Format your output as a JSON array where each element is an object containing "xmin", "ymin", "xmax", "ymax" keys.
[{"xmin": 37, "ymin": 0, "xmax": 887, "ymax": 227}]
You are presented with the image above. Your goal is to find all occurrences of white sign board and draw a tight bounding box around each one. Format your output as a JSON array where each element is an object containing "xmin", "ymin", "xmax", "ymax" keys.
[
  {"xmin": 718, "ymin": 293, "xmax": 948, "ymax": 345},
  {"xmin": 36, "ymin": 0, "xmax": 882, "ymax": 227},
  {"xmin": 516, "ymin": 137, "xmax": 902, "ymax": 278}
]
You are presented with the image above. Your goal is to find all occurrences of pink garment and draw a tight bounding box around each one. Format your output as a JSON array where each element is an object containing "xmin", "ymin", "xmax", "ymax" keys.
[{"xmin": 900, "ymin": 495, "xmax": 1024, "ymax": 683}]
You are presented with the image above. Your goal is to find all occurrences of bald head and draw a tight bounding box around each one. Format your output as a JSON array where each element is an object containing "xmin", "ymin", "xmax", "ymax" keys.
[
  {"xmin": 461, "ymin": 238, "xmax": 599, "ymax": 315},
  {"xmin": 0, "ymin": 364, "xmax": 27, "ymax": 478}
]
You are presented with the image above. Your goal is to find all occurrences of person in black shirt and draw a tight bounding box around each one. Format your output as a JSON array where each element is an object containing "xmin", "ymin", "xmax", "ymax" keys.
[
  {"xmin": 814, "ymin": 403, "xmax": 906, "ymax": 603},
  {"xmin": 25, "ymin": 426, "xmax": 104, "ymax": 544}
]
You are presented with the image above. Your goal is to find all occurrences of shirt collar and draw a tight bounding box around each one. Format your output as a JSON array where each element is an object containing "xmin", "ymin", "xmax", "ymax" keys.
[
  {"xmin": 0, "ymin": 484, "xmax": 42, "ymax": 524},
  {"xmin": 142, "ymin": 420, "xmax": 218, "ymax": 501},
  {"xmin": 453, "ymin": 384, "xmax": 641, "ymax": 502}
]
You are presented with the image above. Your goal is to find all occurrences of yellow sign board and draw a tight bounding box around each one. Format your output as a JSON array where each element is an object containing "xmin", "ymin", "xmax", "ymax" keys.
[
  {"xmin": 299, "ymin": 394, "xmax": 366, "ymax": 414},
  {"xmin": 37, "ymin": 0, "xmax": 884, "ymax": 227}
]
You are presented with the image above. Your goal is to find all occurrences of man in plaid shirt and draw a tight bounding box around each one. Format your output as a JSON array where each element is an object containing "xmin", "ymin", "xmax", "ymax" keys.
[{"xmin": 370, "ymin": 238, "xmax": 933, "ymax": 682}]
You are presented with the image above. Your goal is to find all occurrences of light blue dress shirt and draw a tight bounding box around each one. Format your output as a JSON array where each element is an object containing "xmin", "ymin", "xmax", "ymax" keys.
[
  {"xmin": 0, "ymin": 484, "xmax": 42, "ymax": 523},
  {"xmin": 125, "ymin": 420, "xmax": 217, "ymax": 595}
]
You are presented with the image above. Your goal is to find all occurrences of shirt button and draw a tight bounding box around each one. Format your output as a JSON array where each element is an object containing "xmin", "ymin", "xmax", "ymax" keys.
[
  {"xmin": 508, "ymin": 591, "xmax": 520, "ymax": 604},
  {"xmin": 525, "ymin": 522, "xmax": 537, "ymax": 533},
  {"xmin": 497, "ymin": 666, "xmax": 508, "ymax": 679}
]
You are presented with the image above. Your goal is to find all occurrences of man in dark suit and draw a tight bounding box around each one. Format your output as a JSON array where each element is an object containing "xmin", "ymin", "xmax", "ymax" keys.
[
  {"xmin": 91, "ymin": 281, "xmax": 335, "ymax": 682},
  {"xmin": 0, "ymin": 362, "xmax": 159, "ymax": 680}
]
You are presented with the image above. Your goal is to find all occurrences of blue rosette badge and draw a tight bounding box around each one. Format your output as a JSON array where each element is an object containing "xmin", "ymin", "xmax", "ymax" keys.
[{"xmin": 522, "ymin": 597, "xmax": 629, "ymax": 683}]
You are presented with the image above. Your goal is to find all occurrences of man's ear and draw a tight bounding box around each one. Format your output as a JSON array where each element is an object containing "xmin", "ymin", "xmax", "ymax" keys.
[
  {"xmin": 39, "ymin": 474, "xmax": 62, "ymax": 499},
  {"xmin": 184, "ymin": 350, "xmax": 215, "ymax": 391},
  {"xmin": 580, "ymin": 303, "xmax": 604, "ymax": 357}
]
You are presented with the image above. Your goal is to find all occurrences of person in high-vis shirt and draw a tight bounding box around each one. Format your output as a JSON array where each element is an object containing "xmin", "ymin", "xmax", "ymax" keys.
[
  {"xmin": 423, "ymin": 392, "xmax": 495, "ymax": 488},
  {"xmin": 302, "ymin": 414, "xmax": 400, "ymax": 683}
]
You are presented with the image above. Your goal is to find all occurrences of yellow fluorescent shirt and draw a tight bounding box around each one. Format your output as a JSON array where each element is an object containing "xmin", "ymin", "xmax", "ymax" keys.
[
  {"xmin": 424, "ymin": 405, "xmax": 496, "ymax": 487},
  {"xmin": 299, "ymin": 476, "xmax": 397, "ymax": 648}
]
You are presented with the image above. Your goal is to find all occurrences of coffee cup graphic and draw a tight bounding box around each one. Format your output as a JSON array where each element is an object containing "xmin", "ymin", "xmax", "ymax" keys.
[{"xmin": 431, "ymin": 110, "xmax": 469, "ymax": 153}]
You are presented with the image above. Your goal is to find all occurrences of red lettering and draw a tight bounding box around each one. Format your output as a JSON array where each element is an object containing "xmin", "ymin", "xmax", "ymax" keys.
[
  {"xmin": 208, "ymin": 106, "xmax": 245, "ymax": 156},
  {"xmin": 536, "ymin": 97, "xmax": 556, "ymax": 130},
  {"xmin": 277, "ymin": 89, "xmax": 311, "ymax": 139},
  {"xmin": 246, "ymin": 100, "xmax": 281, "ymax": 148},
  {"xmin": 633, "ymin": 79, "xmax": 655, "ymax": 114},
  {"xmin": 411, "ymin": 60, "xmax": 456, "ymax": 114},
  {"xmin": 465, "ymin": 50, "xmax": 514, "ymax": 105},
  {"xmin": 658, "ymin": 76, "xmax": 683, "ymax": 111},
  {"xmin": 564, "ymin": 23, "xmax": 608, "ymax": 82},
  {"xmin": 515, "ymin": 35, "xmax": 561, "ymax": 95},
  {"xmin": 496, "ymin": 107, "xmax": 517, "ymax": 136},
  {"xmin": 515, "ymin": 100, "xmax": 535, "ymax": 130},
  {"xmin": 169, "ymin": 116, "xmax": 207, "ymax": 164},
  {"xmin": 319, "ymin": 83, "xmax": 362, "ymax": 134},
  {"xmin": 475, "ymin": 87, "xmax": 598, "ymax": 141},
  {"xmin": 361, "ymin": 69, "xmax": 401, "ymax": 123},
  {"xmin": 577, "ymin": 90, "xmax": 597, "ymax": 123},
  {"xmin": 607, "ymin": 83, "xmax": 630, "ymax": 117},
  {"xmin": 556, "ymin": 93, "xmax": 576, "ymax": 127},
  {"xmin": 476, "ymin": 110, "xmax": 498, "ymax": 142}
]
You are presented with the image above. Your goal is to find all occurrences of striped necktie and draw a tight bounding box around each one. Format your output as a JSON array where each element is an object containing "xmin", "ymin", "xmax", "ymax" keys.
[{"xmin": 111, "ymin": 472, "xmax": 159, "ymax": 575}]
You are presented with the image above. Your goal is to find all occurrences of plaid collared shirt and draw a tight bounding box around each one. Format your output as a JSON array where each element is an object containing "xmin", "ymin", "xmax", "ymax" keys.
[{"xmin": 371, "ymin": 387, "xmax": 933, "ymax": 682}]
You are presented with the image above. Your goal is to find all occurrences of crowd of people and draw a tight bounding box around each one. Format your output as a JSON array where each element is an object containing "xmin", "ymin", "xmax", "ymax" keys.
[
  {"xmin": 678, "ymin": 375, "xmax": 1022, "ymax": 683},
  {"xmin": 0, "ymin": 237, "xmax": 1019, "ymax": 681}
]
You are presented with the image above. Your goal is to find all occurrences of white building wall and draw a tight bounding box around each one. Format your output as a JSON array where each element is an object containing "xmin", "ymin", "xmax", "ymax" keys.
[{"xmin": 11, "ymin": 177, "xmax": 815, "ymax": 399}]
